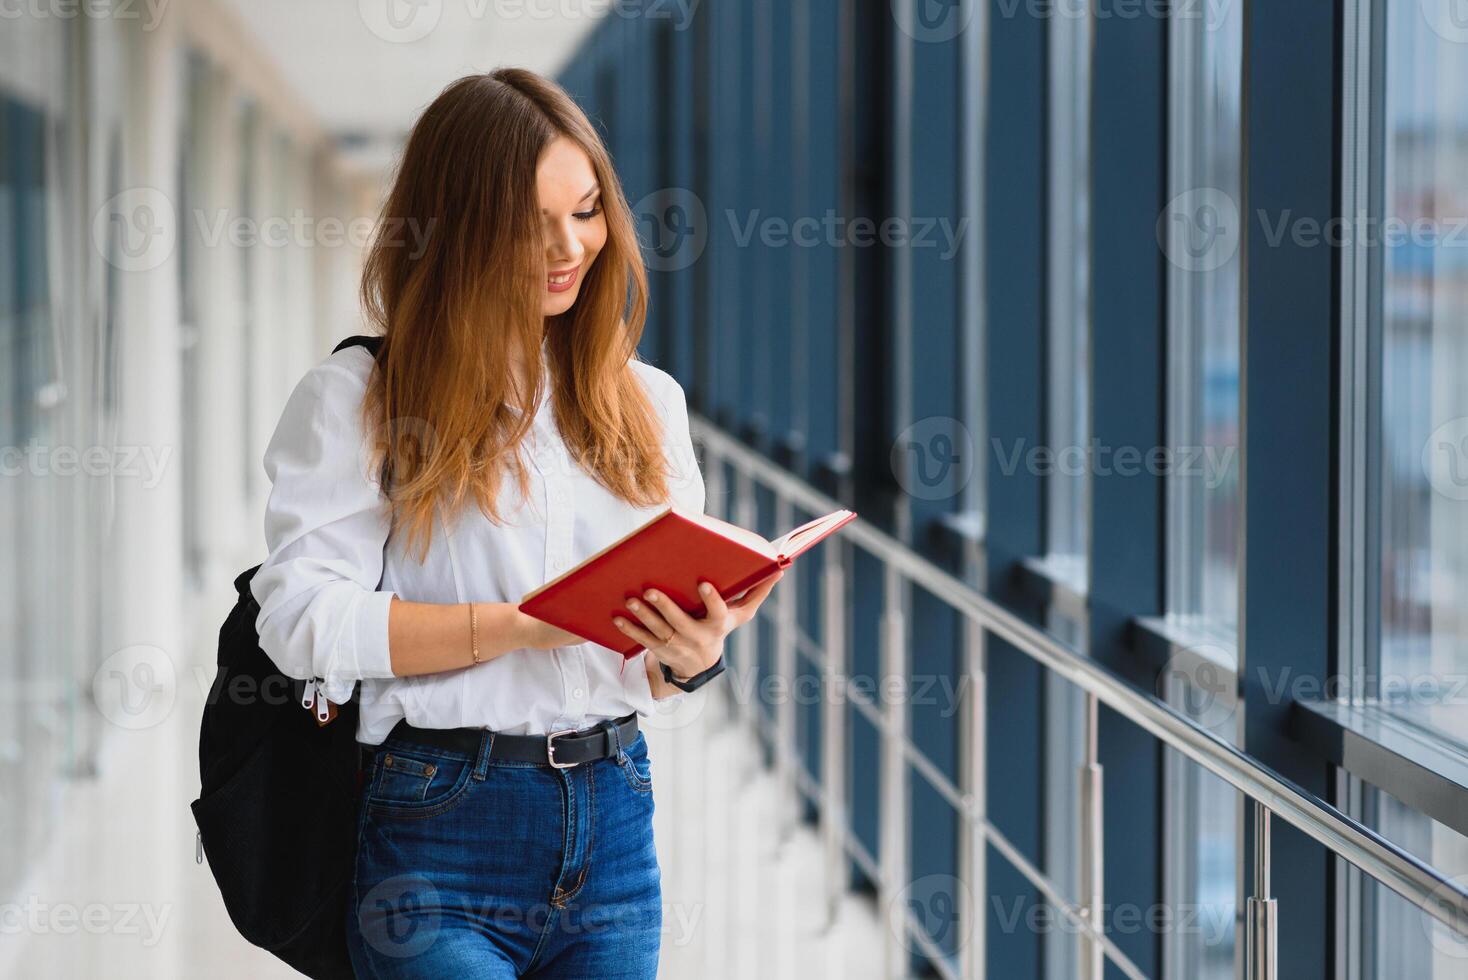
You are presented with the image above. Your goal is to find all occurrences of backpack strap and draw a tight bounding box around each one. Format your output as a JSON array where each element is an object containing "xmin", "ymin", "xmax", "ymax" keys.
[{"xmin": 332, "ymin": 334, "xmax": 384, "ymax": 358}]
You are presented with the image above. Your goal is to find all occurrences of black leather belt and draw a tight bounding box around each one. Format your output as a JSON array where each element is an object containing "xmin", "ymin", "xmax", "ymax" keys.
[{"xmin": 375, "ymin": 712, "xmax": 639, "ymax": 770}]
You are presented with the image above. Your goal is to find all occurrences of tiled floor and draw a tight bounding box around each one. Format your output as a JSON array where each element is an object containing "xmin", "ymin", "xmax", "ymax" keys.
[{"xmin": 4, "ymin": 600, "xmax": 883, "ymax": 980}]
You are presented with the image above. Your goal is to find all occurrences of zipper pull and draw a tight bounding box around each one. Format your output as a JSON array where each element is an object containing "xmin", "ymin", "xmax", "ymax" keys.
[
  {"xmin": 316, "ymin": 690, "xmax": 332, "ymax": 723},
  {"xmin": 301, "ymin": 678, "xmax": 316, "ymax": 711},
  {"xmin": 196, "ymin": 831, "xmax": 203, "ymax": 865}
]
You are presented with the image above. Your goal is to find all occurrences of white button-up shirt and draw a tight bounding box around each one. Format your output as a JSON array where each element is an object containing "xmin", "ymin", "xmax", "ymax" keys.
[{"xmin": 250, "ymin": 343, "xmax": 705, "ymax": 744}]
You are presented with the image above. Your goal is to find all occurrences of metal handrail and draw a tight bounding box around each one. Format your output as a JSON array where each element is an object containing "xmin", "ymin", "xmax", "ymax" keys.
[{"xmin": 691, "ymin": 416, "xmax": 1468, "ymax": 952}]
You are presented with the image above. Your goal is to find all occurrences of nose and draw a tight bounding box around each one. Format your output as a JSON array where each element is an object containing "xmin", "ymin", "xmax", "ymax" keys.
[{"xmin": 545, "ymin": 219, "xmax": 584, "ymax": 268}]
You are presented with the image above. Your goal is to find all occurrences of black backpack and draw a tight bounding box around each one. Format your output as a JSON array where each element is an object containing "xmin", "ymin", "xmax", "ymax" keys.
[{"xmin": 190, "ymin": 334, "xmax": 383, "ymax": 979}]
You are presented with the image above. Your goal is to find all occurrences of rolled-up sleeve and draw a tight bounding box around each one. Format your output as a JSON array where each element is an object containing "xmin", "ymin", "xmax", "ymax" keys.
[{"xmin": 250, "ymin": 352, "xmax": 397, "ymax": 701}]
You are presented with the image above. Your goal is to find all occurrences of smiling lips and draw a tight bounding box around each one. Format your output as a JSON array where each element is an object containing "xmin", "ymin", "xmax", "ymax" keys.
[{"xmin": 547, "ymin": 266, "xmax": 580, "ymax": 293}]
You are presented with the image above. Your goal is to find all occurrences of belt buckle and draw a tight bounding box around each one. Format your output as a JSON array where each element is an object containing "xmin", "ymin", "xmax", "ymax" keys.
[{"xmin": 546, "ymin": 728, "xmax": 579, "ymax": 769}]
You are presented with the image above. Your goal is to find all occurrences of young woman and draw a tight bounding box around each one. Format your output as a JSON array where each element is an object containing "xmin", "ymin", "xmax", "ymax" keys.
[{"xmin": 249, "ymin": 68, "xmax": 780, "ymax": 979}]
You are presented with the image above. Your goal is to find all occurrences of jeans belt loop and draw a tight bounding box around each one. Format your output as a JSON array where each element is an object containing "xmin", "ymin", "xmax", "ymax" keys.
[
  {"xmin": 472, "ymin": 730, "xmax": 494, "ymax": 781},
  {"xmin": 603, "ymin": 717, "xmax": 625, "ymax": 763}
]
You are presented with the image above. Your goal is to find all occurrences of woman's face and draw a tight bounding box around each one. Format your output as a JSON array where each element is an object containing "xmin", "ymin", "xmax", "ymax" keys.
[{"xmin": 537, "ymin": 136, "xmax": 607, "ymax": 318}]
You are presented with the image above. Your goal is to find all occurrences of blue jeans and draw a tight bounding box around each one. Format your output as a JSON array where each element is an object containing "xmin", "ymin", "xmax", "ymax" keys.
[{"xmin": 344, "ymin": 723, "xmax": 662, "ymax": 979}]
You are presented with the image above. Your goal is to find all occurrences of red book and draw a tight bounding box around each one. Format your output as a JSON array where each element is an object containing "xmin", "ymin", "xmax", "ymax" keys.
[{"xmin": 519, "ymin": 505, "xmax": 857, "ymax": 657}]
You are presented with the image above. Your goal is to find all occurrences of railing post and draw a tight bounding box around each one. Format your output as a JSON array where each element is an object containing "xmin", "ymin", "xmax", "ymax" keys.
[
  {"xmin": 733, "ymin": 469, "xmax": 759, "ymax": 729},
  {"xmin": 959, "ymin": 617, "xmax": 988, "ymax": 980},
  {"xmin": 1078, "ymin": 692, "xmax": 1104, "ymax": 980},
  {"xmin": 774, "ymin": 495, "xmax": 799, "ymax": 840},
  {"xmin": 821, "ymin": 546, "xmax": 849, "ymax": 928},
  {"xmin": 701, "ymin": 447, "xmax": 733, "ymax": 728},
  {"xmin": 1247, "ymin": 802, "xmax": 1278, "ymax": 980},
  {"xmin": 878, "ymin": 564, "xmax": 910, "ymax": 979}
]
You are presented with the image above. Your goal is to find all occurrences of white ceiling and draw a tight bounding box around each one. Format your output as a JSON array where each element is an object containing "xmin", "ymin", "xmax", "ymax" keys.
[{"xmin": 219, "ymin": 0, "xmax": 605, "ymax": 172}]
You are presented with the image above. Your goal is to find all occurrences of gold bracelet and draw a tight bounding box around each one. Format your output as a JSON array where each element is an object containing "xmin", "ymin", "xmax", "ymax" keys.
[{"xmin": 470, "ymin": 602, "xmax": 481, "ymax": 665}]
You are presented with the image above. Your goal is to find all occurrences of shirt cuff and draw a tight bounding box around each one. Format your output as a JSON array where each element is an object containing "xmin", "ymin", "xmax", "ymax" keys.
[{"xmin": 342, "ymin": 588, "xmax": 398, "ymax": 682}]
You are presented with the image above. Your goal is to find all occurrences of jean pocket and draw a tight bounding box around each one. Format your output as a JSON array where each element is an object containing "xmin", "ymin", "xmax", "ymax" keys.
[
  {"xmin": 367, "ymin": 747, "xmax": 473, "ymax": 817},
  {"xmin": 618, "ymin": 736, "xmax": 653, "ymax": 794}
]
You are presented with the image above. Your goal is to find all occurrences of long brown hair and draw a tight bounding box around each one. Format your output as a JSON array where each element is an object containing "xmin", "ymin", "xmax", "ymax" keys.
[{"xmin": 359, "ymin": 69, "xmax": 668, "ymax": 561}]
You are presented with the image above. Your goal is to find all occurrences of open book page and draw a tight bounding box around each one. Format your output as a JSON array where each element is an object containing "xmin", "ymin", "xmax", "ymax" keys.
[
  {"xmin": 770, "ymin": 509, "xmax": 856, "ymax": 559},
  {"xmin": 670, "ymin": 505, "xmax": 778, "ymax": 557}
]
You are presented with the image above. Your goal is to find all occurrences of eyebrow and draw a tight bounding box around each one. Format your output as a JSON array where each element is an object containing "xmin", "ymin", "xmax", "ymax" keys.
[{"xmin": 542, "ymin": 184, "xmax": 601, "ymax": 215}]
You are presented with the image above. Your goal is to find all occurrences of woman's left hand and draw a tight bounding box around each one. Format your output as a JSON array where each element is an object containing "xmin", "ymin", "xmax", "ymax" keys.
[{"xmin": 614, "ymin": 569, "xmax": 784, "ymax": 684}]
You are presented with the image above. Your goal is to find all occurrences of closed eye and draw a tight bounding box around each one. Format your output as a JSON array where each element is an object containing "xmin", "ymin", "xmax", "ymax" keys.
[{"xmin": 573, "ymin": 205, "xmax": 603, "ymax": 222}]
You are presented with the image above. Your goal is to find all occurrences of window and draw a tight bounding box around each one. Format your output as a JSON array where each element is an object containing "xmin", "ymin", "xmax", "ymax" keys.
[
  {"xmin": 1370, "ymin": 1, "xmax": 1468, "ymax": 750},
  {"xmin": 1164, "ymin": 0, "xmax": 1243, "ymax": 641},
  {"xmin": 1340, "ymin": 1, "xmax": 1468, "ymax": 974},
  {"xmin": 1044, "ymin": 2, "xmax": 1092, "ymax": 590},
  {"xmin": 1161, "ymin": 3, "xmax": 1245, "ymax": 977}
]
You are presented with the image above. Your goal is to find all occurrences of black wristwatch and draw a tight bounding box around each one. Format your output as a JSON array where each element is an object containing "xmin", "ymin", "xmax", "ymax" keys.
[{"xmin": 660, "ymin": 655, "xmax": 726, "ymax": 693}]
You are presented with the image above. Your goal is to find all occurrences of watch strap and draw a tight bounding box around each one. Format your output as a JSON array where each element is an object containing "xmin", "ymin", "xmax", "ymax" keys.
[{"xmin": 661, "ymin": 655, "xmax": 726, "ymax": 693}]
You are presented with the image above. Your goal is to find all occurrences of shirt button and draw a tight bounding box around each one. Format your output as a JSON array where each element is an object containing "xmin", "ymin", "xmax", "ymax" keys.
[{"xmin": 573, "ymin": 687, "xmax": 584, "ymax": 699}]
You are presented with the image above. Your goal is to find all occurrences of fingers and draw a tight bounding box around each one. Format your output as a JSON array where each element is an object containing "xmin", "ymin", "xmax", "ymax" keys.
[
  {"xmin": 622, "ymin": 596, "xmax": 675, "ymax": 643},
  {"xmin": 612, "ymin": 614, "xmax": 661, "ymax": 652},
  {"xmin": 696, "ymin": 580, "xmax": 730, "ymax": 622},
  {"xmin": 640, "ymin": 588, "xmax": 705, "ymax": 636}
]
